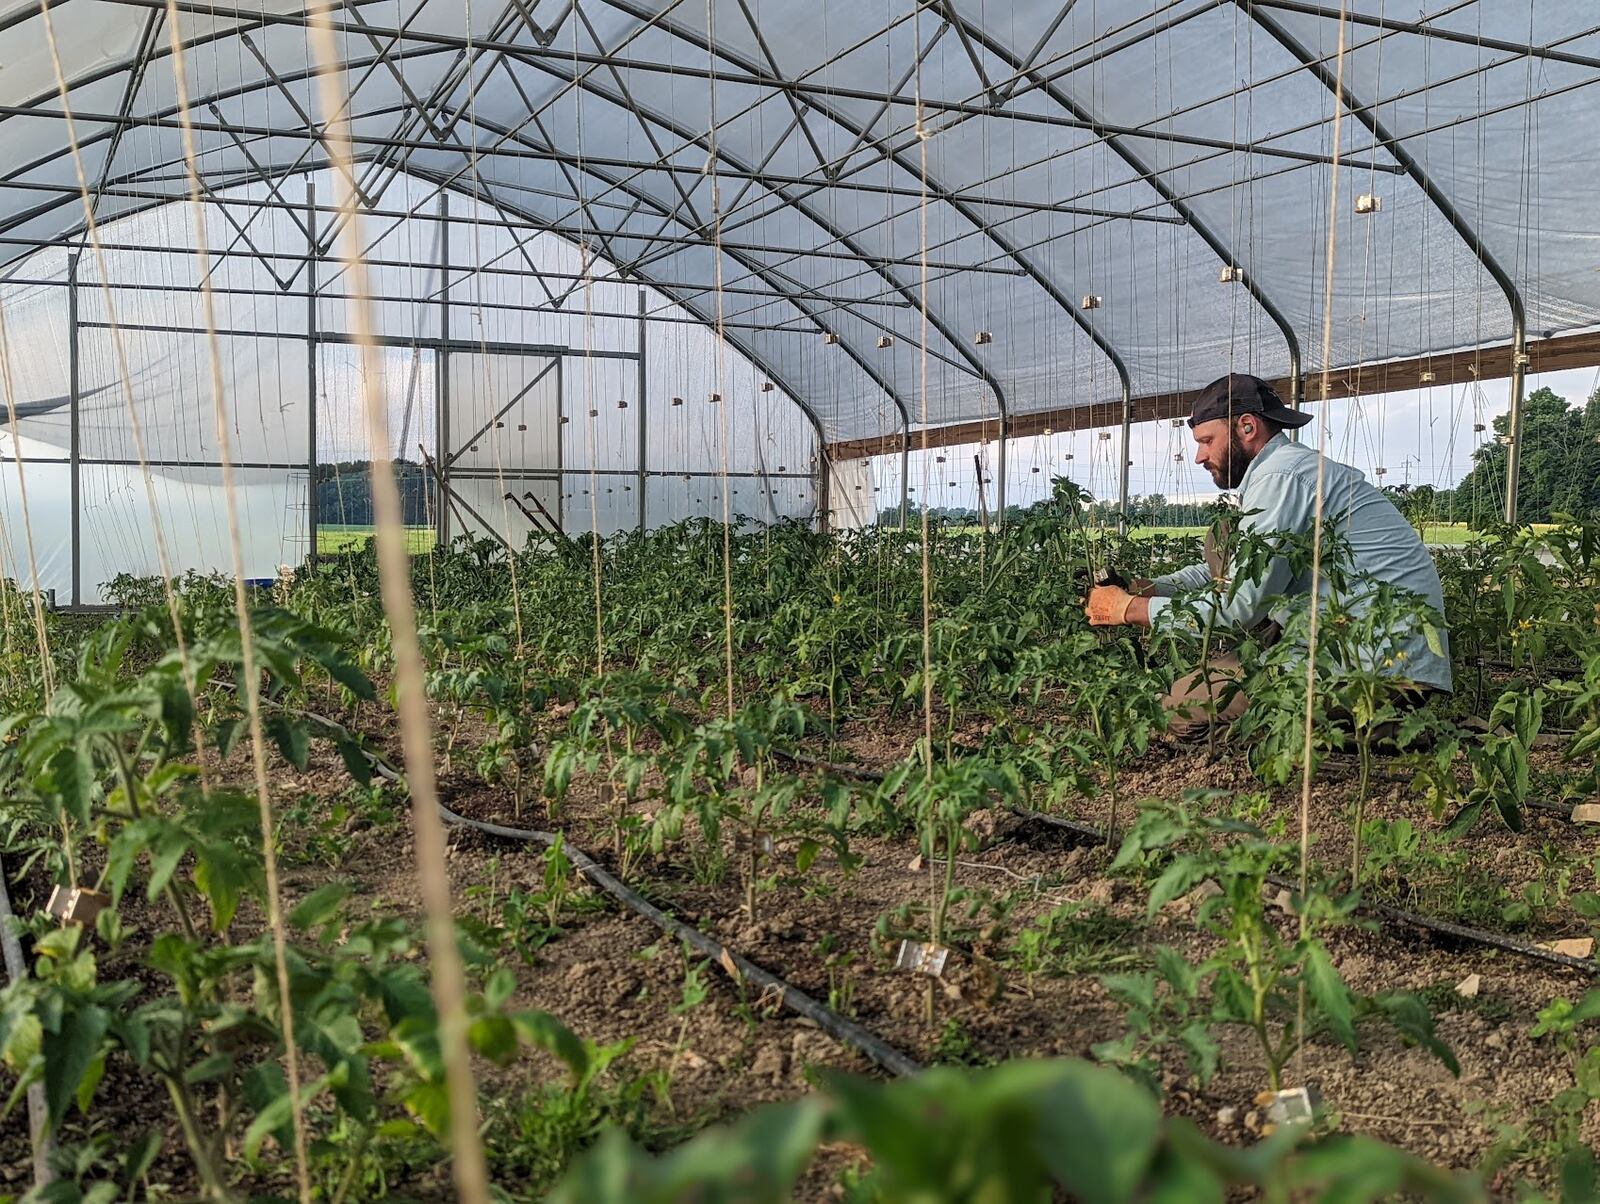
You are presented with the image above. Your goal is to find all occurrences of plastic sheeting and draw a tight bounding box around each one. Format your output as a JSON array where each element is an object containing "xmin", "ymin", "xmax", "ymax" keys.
[
  {"xmin": 1, "ymin": 0, "xmax": 1594, "ymax": 448},
  {"xmin": 0, "ymin": 165, "xmax": 819, "ymax": 602}
]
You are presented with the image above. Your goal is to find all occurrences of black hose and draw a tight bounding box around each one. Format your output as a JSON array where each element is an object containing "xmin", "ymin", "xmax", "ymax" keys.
[
  {"xmin": 303, "ymin": 710, "xmax": 925, "ymax": 1079},
  {"xmin": 780, "ymin": 748, "xmax": 1600, "ymax": 979},
  {"xmin": 436, "ymin": 804, "xmax": 923, "ymax": 1079},
  {"xmin": 0, "ymin": 853, "xmax": 55, "ymax": 1187}
]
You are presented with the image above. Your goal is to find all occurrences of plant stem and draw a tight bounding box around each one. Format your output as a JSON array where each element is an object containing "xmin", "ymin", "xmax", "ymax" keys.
[
  {"xmin": 163, "ymin": 1074, "xmax": 233, "ymax": 1201},
  {"xmin": 1351, "ymin": 732, "xmax": 1373, "ymax": 885}
]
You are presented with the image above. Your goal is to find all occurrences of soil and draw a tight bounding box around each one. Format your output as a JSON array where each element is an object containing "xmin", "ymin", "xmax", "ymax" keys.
[{"xmin": 3, "ymin": 699, "xmax": 1598, "ymax": 1199}]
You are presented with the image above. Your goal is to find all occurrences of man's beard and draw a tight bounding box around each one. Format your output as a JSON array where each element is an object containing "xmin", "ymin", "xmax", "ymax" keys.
[{"xmin": 1208, "ymin": 430, "xmax": 1252, "ymax": 490}]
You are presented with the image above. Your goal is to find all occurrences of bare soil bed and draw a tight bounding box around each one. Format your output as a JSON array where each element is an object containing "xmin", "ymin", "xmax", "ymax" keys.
[{"xmin": 4, "ymin": 703, "xmax": 1596, "ymax": 1199}]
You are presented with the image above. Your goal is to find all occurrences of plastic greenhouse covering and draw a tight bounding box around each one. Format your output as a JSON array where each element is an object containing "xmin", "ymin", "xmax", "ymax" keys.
[{"xmin": 0, "ymin": 0, "xmax": 1596, "ymax": 602}]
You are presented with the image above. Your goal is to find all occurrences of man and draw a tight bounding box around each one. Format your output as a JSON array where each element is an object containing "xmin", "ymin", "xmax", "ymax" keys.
[{"xmin": 1084, "ymin": 373, "xmax": 1451, "ymax": 739}]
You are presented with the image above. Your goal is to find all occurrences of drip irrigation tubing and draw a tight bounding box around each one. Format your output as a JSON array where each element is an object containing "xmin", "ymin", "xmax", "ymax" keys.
[
  {"xmin": 0, "ymin": 853, "xmax": 55, "ymax": 1188},
  {"xmin": 777, "ymin": 748, "xmax": 1600, "ymax": 978},
  {"xmin": 287, "ymin": 704, "xmax": 925, "ymax": 1079}
]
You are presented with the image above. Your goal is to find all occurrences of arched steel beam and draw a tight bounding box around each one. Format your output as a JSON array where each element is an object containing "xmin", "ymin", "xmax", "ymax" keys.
[
  {"xmin": 406, "ymin": 148, "xmax": 885, "ymax": 503},
  {"xmin": 0, "ymin": 13, "xmax": 908, "ymax": 502},
  {"xmin": 590, "ymin": 0, "xmax": 1142, "ymax": 515},
  {"xmin": 1237, "ymin": 1, "xmax": 1529, "ymax": 521},
  {"xmin": 940, "ymin": 2, "xmax": 1305, "ymax": 406},
  {"xmin": 534, "ymin": 7, "xmax": 1010, "ymax": 419},
  {"xmin": 498, "ymin": 50, "xmax": 1004, "ymax": 444}
]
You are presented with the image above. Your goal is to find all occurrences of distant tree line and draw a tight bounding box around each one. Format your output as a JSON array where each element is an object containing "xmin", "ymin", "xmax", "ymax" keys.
[
  {"xmin": 314, "ymin": 459, "xmax": 433, "ymax": 527},
  {"xmin": 873, "ymin": 494, "xmax": 1214, "ymax": 529},
  {"xmin": 1421, "ymin": 386, "xmax": 1600, "ymax": 526},
  {"xmin": 871, "ymin": 386, "xmax": 1600, "ymax": 531}
]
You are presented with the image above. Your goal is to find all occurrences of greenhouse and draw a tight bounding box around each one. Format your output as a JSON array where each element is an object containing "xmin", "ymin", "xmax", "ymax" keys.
[{"xmin": 0, "ymin": 0, "xmax": 1598, "ymax": 1199}]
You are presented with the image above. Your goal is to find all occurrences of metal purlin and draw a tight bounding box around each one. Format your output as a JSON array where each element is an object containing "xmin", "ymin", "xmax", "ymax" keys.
[
  {"xmin": 586, "ymin": 0, "xmax": 1138, "ymax": 523},
  {"xmin": 939, "ymin": 5, "xmax": 1308, "ymax": 434},
  {"xmin": 0, "ymin": 0, "xmax": 1546, "ymax": 519},
  {"xmin": 11, "ymin": 28, "xmax": 872, "ymax": 534},
  {"xmin": 498, "ymin": 49, "xmax": 985, "ymax": 521},
  {"xmin": 580, "ymin": 0, "xmax": 1021, "ymax": 517},
  {"xmin": 1239, "ymin": 1, "xmax": 1530, "ymax": 524},
  {"xmin": 406, "ymin": 152, "xmax": 860, "ymax": 527}
]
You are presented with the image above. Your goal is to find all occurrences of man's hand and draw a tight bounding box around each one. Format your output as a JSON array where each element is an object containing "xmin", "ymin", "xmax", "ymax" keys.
[{"xmin": 1085, "ymin": 584, "xmax": 1134, "ymax": 627}]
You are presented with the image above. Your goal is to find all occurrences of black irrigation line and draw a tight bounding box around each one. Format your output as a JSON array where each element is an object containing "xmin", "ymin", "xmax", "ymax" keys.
[
  {"xmin": 433, "ymin": 802, "xmax": 924, "ymax": 1078},
  {"xmin": 777, "ymin": 749, "xmax": 1600, "ymax": 979},
  {"xmin": 295, "ymin": 709, "xmax": 925, "ymax": 1080}
]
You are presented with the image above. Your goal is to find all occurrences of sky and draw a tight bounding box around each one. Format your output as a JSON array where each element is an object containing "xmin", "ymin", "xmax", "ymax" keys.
[{"xmin": 877, "ymin": 366, "xmax": 1600, "ymax": 515}]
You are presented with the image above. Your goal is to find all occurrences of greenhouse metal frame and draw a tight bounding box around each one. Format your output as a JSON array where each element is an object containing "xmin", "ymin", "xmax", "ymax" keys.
[{"xmin": 0, "ymin": 0, "xmax": 1598, "ymax": 604}]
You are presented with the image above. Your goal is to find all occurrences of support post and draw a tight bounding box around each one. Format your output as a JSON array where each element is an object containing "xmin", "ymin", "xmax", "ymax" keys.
[
  {"xmin": 1117, "ymin": 382, "xmax": 1133, "ymax": 533},
  {"xmin": 1503, "ymin": 320, "xmax": 1529, "ymax": 527},
  {"xmin": 817, "ymin": 451, "xmax": 830, "ymax": 534},
  {"xmin": 305, "ymin": 181, "xmax": 318, "ymax": 565},
  {"xmin": 436, "ymin": 192, "xmax": 450, "ymax": 545},
  {"xmin": 995, "ymin": 407, "xmax": 1007, "ymax": 525},
  {"xmin": 899, "ymin": 434, "xmax": 910, "ymax": 531},
  {"xmin": 68, "ymin": 253, "xmax": 80, "ymax": 607},
  {"xmin": 1286, "ymin": 345, "xmax": 1303, "ymax": 441},
  {"xmin": 636, "ymin": 287, "xmax": 647, "ymax": 532}
]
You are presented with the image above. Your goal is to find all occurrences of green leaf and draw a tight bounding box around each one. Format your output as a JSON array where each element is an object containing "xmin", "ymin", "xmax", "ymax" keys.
[
  {"xmin": 403, "ymin": 1079, "xmax": 451, "ymax": 1138},
  {"xmin": 336, "ymin": 738, "xmax": 374, "ymax": 787},
  {"xmin": 1568, "ymin": 988, "xmax": 1600, "ymax": 1025},
  {"xmin": 42, "ymin": 1004, "xmax": 108, "ymax": 1130},
  {"xmin": 1302, "ymin": 942, "xmax": 1356, "ymax": 1052},
  {"xmin": 795, "ymin": 839, "xmax": 820, "ymax": 874},
  {"xmin": 1028, "ymin": 1060, "xmax": 1163, "ymax": 1201},
  {"xmin": 1376, "ymin": 993, "xmax": 1460, "ymax": 1077},
  {"xmin": 511, "ymin": 1010, "xmax": 589, "ymax": 1081},
  {"xmin": 1147, "ymin": 858, "xmax": 1206, "ymax": 918},
  {"xmin": 265, "ymin": 715, "xmax": 311, "ymax": 772},
  {"xmin": 75, "ymin": 1048, "xmax": 106, "ymax": 1116},
  {"xmin": 290, "ymin": 883, "xmax": 352, "ymax": 931},
  {"xmin": 1441, "ymin": 797, "xmax": 1484, "ymax": 840},
  {"xmin": 467, "ymin": 1015, "xmax": 518, "ymax": 1066}
]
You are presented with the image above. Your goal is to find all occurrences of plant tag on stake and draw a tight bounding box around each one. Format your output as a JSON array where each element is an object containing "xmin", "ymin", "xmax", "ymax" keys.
[
  {"xmin": 46, "ymin": 884, "xmax": 108, "ymax": 928},
  {"xmin": 733, "ymin": 830, "xmax": 775, "ymax": 858},
  {"xmin": 1265, "ymin": 1085, "xmax": 1320, "ymax": 1129},
  {"xmin": 895, "ymin": 940, "xmax": 950, "ymax": 978}
]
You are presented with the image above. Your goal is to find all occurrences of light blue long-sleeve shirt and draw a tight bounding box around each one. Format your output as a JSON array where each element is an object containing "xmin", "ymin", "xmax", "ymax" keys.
[{"xmin": 1146, "ymin": 434, "xmax": 1453, "ymax": 692}]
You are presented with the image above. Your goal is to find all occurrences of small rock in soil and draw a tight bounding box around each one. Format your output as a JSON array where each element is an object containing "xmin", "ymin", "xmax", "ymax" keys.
[
  {"xmin": 750, "ymin": 1045, "xmax": 788, "ymax": 1082},
  {"xmin": 1216, "ymin": 1106, "xmax": 1238, "ymax": 1128},
  {"xmin": 1455, "ymin": 973, "xmax": 1481, "ymax": 999}
]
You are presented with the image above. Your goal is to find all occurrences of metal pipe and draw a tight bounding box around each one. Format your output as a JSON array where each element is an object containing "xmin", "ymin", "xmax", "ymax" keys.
[
  {"xmin": 636, "ymin": 287, "xmax": 647, "ymax": 532},
  {"xmin": 995, "ymin": 409, "xmax": 1008, "ymax": 524},
  {"xmin": 1503, "ymin": 322, "xmax": 1529, "ymax": 526},
  {"xmin": 6, "ymin": 258, "xmax": 916, "ymax": 311},
  {"xmin": 67, "ymin": 320, "xmax": 641, "ymax": 360},
  {"xmin": 68, "ymin": 252, "xmax": 80, "ymax": 606},
  {"xmin": 1118, "ymin": 381, "xmax": 1134, "ymax": 533},
  {"xmin": 306, "ymin": 182, "xmax": 319, "ymax": 564},
  {"xmin": 437, "ymin": 193, "xmax": 450, "ymax": 546}
]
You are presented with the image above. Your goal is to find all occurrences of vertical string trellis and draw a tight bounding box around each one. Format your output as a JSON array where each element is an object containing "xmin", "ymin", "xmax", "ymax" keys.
[
  {"xmin": 302, "ymin": 4, "xmax": 493, "ymax": 1201},
  {"xmin": 153, "ymin": 1, "xmax": 316, "ymax": 1197},
  {"xmin": 707, "ymin": 0, "xmax": 738, "ymax": 722},
  {"xmin": 1295, "ymin": 0, "xmax": 1352, "ymax": 1091}
]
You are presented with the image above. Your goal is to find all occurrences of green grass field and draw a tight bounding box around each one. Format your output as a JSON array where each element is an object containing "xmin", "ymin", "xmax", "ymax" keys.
[{"xmin": 316, "ymin": 524, "xmax": 437, "ymax": 555}]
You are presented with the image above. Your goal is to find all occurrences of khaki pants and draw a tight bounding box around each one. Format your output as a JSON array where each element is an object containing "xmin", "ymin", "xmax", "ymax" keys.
[
  {"xmin": 1157, "ymin": 523, "xmax": 1255, "ymax": 741},
  {"xmin": 1161, "ymin": 652, "xmax": 1248, "ymax": 741}
]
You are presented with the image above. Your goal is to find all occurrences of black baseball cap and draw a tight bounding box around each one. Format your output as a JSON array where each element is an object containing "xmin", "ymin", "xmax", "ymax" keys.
[{"xmin": 1187, "ymin": 373, "xmax": 1311, "ymax": 430}]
